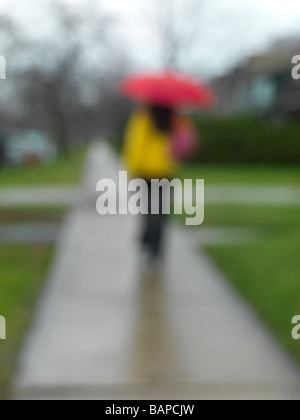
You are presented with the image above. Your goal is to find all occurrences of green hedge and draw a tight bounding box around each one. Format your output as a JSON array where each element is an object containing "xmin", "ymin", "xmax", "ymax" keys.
[{"xmin": 192, "ymin": 114, "xmax": 300, "ymax": 164}]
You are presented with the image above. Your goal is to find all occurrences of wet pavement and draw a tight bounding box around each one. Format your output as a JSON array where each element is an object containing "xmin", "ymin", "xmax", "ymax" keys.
[
  {"xmin": 1, "ymin": 184, "xmax": 300, "ymax": 208},
  {"xmin": 13, "ymin": 143, "xmax": 300, "ymax": 400},
  {"xmin": 0, "ymin": 188, "xmax": 79, "ymax": 207},
  {"xmin": 0, "ymin": 223, "xmax": 60, "ymax": 243},
  {"xmin": 180, "ymin": 185, "xmax": 300, "ymax": 206}
]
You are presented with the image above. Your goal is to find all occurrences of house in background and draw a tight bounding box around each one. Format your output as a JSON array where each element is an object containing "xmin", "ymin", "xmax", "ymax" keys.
[
  {"xmin": 213, "ymin": 38, "xmax": 300, "ymax": 118},
  {"xmin": 4, "ymin": 130, "xmax": 57, "ymax": 166}
]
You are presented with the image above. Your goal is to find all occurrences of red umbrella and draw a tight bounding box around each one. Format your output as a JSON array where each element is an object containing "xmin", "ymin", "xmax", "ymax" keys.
[{"xmin": 119, "ymin": 71, "xmax": 216, "ymax": 109}]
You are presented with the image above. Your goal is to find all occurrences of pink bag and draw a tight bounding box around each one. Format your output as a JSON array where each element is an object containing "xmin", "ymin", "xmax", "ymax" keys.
[{"xmin": 170, "ymin": 117, "xmax": 198, "ymax": 160}]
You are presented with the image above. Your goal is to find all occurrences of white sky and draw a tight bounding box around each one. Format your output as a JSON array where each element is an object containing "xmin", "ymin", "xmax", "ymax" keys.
[
  {"xmin": 1, "ymin": 0, "xmax": 300, "ymax": 77},
  {"xmin": 104, "ymin": 0, "xmax": 300, "ymax": 76}
]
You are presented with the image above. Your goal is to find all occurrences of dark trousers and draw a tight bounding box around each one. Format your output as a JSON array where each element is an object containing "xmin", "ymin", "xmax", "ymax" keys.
[{"xmin": 141, "ymin": 181, "xmax": 167, "ymax": 260}]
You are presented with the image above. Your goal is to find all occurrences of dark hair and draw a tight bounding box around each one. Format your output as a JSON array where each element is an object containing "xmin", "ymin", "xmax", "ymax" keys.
[{"xmin": 149, "ymin": 105, "xmax": 174, "ymax": 133}]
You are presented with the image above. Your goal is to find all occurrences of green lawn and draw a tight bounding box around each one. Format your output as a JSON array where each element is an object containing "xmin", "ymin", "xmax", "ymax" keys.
[
  {"xmin": 0, "ymin": 146, "xmax": 87, "ymax": 187},
  {"xmin": 177, "ymin": 164, "xmax": 300, "ymax": 185},
  {"xmin": 0, "ymin": 244, "xmax": 53, "ymax": 400},
  {"xmin": 202, "ymin": 204, "xmax": 300, "ymax": 229}
]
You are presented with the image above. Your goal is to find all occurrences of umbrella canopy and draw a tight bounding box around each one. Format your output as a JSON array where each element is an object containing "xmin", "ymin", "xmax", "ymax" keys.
[{"xmin": 119, "ymin": 71, "xmax": 216, "ymax": 109}]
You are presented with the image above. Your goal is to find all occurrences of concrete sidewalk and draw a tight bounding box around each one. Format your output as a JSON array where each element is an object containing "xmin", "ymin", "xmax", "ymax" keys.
[
  {"xmin": 1, "ymin": 185, "xmax": 300, "ymax": 206},
  {"xmin": 187, "ymin": 185, "xmax": 300, "ymax": 206},
  {"xmin": 14, "ymin": 143, "xmax": 300, "ymax": 400},
  {"xmin": 0, "ymin": 223, "xmax": 59, "ymax": 243},
  {"xmin": 1, "ymin": 180, "xmax": 300, "ymax": 209},
  {"xmin": 0, "ymin": 188, "xmax": 79, "ymax": 207}
]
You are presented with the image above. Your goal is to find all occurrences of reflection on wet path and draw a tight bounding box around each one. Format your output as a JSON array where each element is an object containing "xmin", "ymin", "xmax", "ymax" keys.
[{"xmin": 131, "ymin": 268, "xmax": 185, "ymax": 384}]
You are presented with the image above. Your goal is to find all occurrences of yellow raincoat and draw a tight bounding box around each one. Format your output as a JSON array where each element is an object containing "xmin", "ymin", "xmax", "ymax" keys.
[{"xmin": 122, "ymin": 109, "xmax": 177, "ymax": 179}]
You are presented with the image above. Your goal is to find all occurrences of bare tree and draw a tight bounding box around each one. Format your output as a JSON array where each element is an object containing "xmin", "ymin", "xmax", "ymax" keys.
[
  {"xmin": 0, "ymin": 0, "xmax": 131, "ymax": 155},
  {"xmin": 145, "ymin": 0, "xmax": 207, "ymax": 74}
]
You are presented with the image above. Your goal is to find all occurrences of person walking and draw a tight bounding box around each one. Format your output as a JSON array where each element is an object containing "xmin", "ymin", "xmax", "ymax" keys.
[
  {"xmin": 122, "ymin": 104, "xmax": 177, "ymax": 264},
  {"xmin": 119, "ymin": 71, "xmax": 215, "ymax": 267}
]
